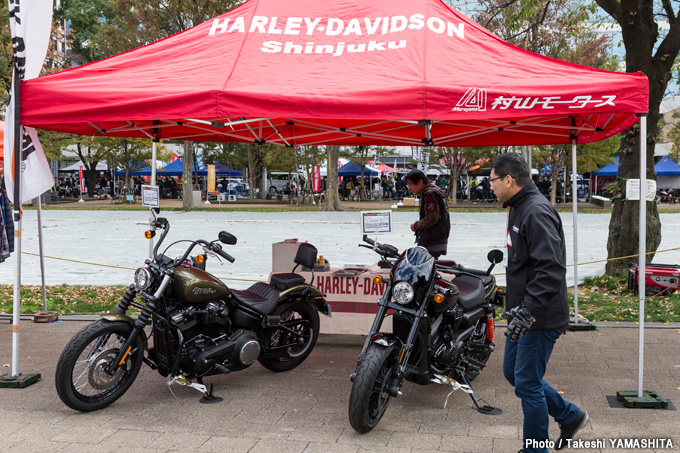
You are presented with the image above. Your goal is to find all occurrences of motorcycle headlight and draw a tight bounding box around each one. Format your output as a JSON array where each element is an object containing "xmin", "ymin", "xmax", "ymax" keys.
[
  {"xmin": 134, "ymin": 267, "xmax": 153, "ymax": 290},
  {"xmin": 392, "ymin": 281, "xmax": 414, "ymax": 305}
]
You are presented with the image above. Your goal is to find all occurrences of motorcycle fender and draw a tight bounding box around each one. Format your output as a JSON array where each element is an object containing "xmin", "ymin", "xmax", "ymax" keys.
[
  {"xmin": 100, "ymin": 313, "xmax": 149, "ymax": 350},
  {"xmin": 101, "ymin": 312, "xmax": 135, "ymax": 325},
  {"xmin": 369, "ymin": 333, "xmax": 401, "ymax": 349},
  {"xmin": 276, "ymin": 285, "xmax": 332, "ymax": 317}
]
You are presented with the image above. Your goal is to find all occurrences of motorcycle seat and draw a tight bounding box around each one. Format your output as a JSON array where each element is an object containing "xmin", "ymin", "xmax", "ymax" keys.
[
  {"xmin": 270, "ymin": 272, "xmax": 306, "ymax": 291},
  {"xmin": 231, "ymin": 282, "xmax": 279, "ymax": 315},
  {"xmin": 453, "ymin": 274, "xmax": 485, "ymax": 311}
]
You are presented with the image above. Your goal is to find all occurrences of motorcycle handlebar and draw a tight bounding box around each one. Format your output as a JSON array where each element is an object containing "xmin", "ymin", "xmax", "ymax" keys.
[
  {"xmin": 361, "ymin": 235, "xmax": 399, "ymax": 258},
  {"xmin": 452, "ymin": 264, "xmax": 489, "ymax": 276},
  {"xmin": 211, "ymin": 243, "xmax": 236, "ymax": 263}
]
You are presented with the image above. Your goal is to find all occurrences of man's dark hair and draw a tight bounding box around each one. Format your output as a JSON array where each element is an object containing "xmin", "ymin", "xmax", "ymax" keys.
[
  {"xmin": 405, "ymin": 169, "xmax": 428, "ymax": 185},
  {"xmin": 491, "ymin": 153, "xmax": 531, "ymax": 187}
]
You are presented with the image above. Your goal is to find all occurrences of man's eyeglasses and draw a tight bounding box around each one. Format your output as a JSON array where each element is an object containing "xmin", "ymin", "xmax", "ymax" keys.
[{"xmin": 489, "ymin": 175, "xmax": 505, "ymax": 184}]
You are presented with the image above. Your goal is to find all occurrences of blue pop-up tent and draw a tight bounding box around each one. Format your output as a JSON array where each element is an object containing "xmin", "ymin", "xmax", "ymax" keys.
[
  {"xmin": 593, "ymin": 157, "xmax": 619, "ymax": 176},
  {"xmin": 338, "ymin": 161, "xmax": 380, "ymax": 177},
  {"xmin": 656, "ymin": 156, "xmax": 680, "ymax": 189},
  {"xmin": 197, "ymin": 163, "xmax": 242, "ymax": 177},
  {"xmin": 156, "ymin": 159, "xmax": 185, "ymax": 176},
  {"xmin": 654, "ymin": 156, "xmax": 680, "ymax": 175}
]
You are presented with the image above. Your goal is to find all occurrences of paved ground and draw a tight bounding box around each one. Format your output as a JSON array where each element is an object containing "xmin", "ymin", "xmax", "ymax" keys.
[
  {"xmin": 1, "ymin": 321, "xmax": 679, "ymax": 453},
  {"xmin": 44, "ymin": 197, "xmax": 680, "ymax": 211}
]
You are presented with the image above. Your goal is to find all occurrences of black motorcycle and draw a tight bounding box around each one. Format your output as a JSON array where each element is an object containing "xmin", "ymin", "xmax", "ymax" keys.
[
  {"xmin": 348, "ymin": 236, "xmax": 504, "ymax": 432},
  {"xmin": 55, "ymin": 210, "xmax": 331, "ymax": 411}
]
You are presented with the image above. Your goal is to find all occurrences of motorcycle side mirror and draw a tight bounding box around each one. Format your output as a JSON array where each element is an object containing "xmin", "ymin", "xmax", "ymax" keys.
[
  {"xmin": 219, "ymin": 231, "xmax": 237, "ymax": 245},
  {"xmin": 487, "ymin": 249, "xmax": 504, "ymax": 264}
]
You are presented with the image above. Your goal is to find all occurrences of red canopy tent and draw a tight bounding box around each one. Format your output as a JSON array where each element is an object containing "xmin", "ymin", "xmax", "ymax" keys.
[{"xmin": 21, "ymin": 0, "xmax": 647, "ymax": 146}]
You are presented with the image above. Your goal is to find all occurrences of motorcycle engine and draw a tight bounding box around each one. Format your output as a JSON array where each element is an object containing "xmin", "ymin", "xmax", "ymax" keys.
[
  {"xmin": 432, "ymin": 304, "xmax": 465, "ymax": 368},
  {"xmin": 166, "ymin": 300, "xmax": 260, "ymax": 376}
]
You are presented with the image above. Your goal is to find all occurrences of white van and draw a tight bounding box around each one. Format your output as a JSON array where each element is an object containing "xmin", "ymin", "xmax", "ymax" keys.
[{"xmin": 267, "ymin": 171, "xmax": 307, "ymax": 194}]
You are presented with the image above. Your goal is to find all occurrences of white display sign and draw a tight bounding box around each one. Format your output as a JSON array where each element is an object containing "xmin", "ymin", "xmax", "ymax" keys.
[
  {"xmin": 141, "ymin": 184, "xmax": 160, "ymax": 208},
  {"xmin": 626, "ymin": 179, "xmax": 656, "ymax": 202},
  {"xmin": 361, "ymin": 210, "xmax": 392, "ymax": 235}
]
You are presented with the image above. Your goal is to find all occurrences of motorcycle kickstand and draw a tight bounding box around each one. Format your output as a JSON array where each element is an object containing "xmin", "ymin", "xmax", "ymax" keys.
[
  {"xmin": 459, "ymin": 373, "xmax": 502, "ymax": 415},
  {"xmin": 198, "ymin": 378, "xmax": 223, "ymax": 405}
]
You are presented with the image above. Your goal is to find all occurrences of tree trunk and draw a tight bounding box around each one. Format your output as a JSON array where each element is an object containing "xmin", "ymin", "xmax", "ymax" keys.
[
  {"xmin": 323, "ymin": 145, "xmax": 343, "ymax": 211},
  {"xmin": 550, "ymin": 164, "xmax": 558, "ymax": 206},
  {"xmin": 182, "ymin": 141, "xmax": 194, "ymax": 211},
  {"xmin": 86, "ymin": 162, "xmax": 98, "ymax": 197},
  {"xmin": 603, "ymin": 0, "xmax": 673, "ymax": 276},
  {"xmin": 605, "ymin": 121, "xmax": 662, "ymax": 275}
]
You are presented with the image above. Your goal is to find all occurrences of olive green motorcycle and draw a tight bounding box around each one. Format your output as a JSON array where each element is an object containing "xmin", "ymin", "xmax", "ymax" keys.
[{"xmin": 55, "ymin": 210, "xmax": 330, "ymax": 411}]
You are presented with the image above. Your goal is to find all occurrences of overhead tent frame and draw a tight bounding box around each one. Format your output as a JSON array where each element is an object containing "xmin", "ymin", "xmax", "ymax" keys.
[
  {"xmin": 45, "ymin": 113, "xmax": 624, "ymax": 148},
  {"xmin": 17, "ymin": 0, "xmax": 651, "ymax": 396}
]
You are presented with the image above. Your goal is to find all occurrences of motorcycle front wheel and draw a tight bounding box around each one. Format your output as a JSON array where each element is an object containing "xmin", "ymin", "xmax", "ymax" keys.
[
  {"xmin": 55, "ymin": 319, "xmax": 145, "ymax": 412},
  {"xmin": 258, "ymin": 301, "xmax": 320, "ymax": 372},
  {"xmin": 348, "ymin": 343, "xmax": 398, "ymax": 433}
]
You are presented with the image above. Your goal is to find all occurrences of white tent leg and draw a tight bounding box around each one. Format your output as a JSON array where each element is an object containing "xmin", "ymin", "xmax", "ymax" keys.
[
  {"xmin": 37, "ymin": 197, "xmax": 47, "ymax": 312},
  {"xmin": 571, "ymin": 139, "xmax": 579, "ymax": 324},
  {"xmin": 11, "ymin": 208, "xmax": 22, "ymax": 377},
  {"xmin": 149, "ymin": 140, "xmax": 158, "ymax": 259},
  {"xmin": 638, "ymin": 114, "xmax": 647, "ymax": 398}
]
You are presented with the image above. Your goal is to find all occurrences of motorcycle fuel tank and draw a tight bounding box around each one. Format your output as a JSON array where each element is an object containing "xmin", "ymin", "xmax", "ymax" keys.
[{"xmin": 173, "ymin": 266, "xmax": 230, "ymax": 303}]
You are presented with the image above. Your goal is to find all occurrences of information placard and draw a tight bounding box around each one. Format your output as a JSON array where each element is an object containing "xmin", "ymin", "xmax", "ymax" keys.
[
  {"xmin": 141, "ymin": 184, "xmax": 160, "ymax": 208},
  {"xmin": 361, "ymin": 210, "xmax": 392, "ymax": 235},
  {"xmin": 626, "ymin": 179, "xmax": 657, "ymax": 202}
]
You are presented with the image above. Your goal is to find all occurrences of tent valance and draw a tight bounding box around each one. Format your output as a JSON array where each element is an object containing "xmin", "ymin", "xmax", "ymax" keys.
[{"xmin": 20, "ymin": 0, "xmax": 647, "ymax": 148}]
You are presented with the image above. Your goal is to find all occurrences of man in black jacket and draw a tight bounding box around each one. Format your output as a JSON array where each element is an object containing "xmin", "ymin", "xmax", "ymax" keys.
[
  {"xmin": 406, "ymin": 170, "xmax": 450, "ymax": 258},
  {"xmin": 490, "ymin": 153, "xmax": 588, "ymax": 453}
]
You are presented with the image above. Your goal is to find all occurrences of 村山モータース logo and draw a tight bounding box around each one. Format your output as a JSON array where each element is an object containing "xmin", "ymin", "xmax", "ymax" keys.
[
  {"xmin": 452, "ymin": 88, "xmax": 487, "ymax": 112},
  {"xmin": 452, "ymin": 90, "xmax": 617, "ymax": 112}
]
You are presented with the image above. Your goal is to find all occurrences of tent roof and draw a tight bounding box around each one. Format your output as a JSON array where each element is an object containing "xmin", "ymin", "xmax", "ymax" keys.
[
  {"xmin": 197, "ymin": 163, "xmax": 243, "ymax": 177},
  {"xmin": 157, "ymin": 159, "xmax": 185, "ymax": 176},
  {"xmin": 21, "ymin": 0, "xmax": 647, "ymax": 147},
  {"xmin": 655, "ymin": 156, "xmax": 680, "ymax": 175},
  {"xmin": 338, "ymin": 161, "xmax": 380, "ymax": 176},
  {"xmin": 593, "ymin": 157, "xmax": 619, "ymax": 176}
]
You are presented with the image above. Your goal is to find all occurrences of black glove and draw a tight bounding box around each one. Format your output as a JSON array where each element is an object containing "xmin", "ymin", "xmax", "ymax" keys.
[{"xmin": 502, "ymin": 306, "xmax": 536, "ymax": 342}]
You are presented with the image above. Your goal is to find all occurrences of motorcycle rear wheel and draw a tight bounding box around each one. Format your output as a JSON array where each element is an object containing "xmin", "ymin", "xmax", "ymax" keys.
[
  {"xmin": 55, "ymin": 320, "xmax": 145, "ymax": 412},
  {"xmin": 258, "ymin": 302, "xmax": 320, "ymax": 372},
  {"xmin": 348, "ymin": 343, "xmax": 398, "ymax": 433}
]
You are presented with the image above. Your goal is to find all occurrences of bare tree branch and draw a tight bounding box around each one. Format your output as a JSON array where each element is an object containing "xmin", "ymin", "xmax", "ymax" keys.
[
  {"xmin": 661, "ymin": 0, "xmax": 676, "ymax": 22},
  {"xmin": 594, "ymin": 0, "xmax": 622, "ymax": 25},
  {"xmin": 483, "ymin": 0, "xmax": 522, "ymax": 29}
]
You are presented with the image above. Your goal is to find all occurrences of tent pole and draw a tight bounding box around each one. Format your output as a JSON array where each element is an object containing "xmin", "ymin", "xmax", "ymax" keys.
[
  {"xmin": 637, "ymin": 114, "xmax": 647, "ymax": 398},
  {"xmin": 571, "ymin": 138, "xmax": 578, "ymax": 325},
  {"xmin": 11, "ymin": 68, "xmax": 22, "ymax": 377},
  {"xmin": 36, "ymin": 197, "xmax": 47, "ymax": 312},
  {"xmin": 149, "ymin": 140, "xmax": 158, "ymax": 259}
]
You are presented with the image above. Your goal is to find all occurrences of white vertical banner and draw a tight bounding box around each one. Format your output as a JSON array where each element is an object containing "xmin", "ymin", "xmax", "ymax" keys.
[{"xmin": 3, "ymin": 0, "xmax": 55, "ymax": 203}]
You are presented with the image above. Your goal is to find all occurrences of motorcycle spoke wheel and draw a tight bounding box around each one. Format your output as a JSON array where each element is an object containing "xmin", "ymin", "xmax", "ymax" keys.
[
  {"xmin": 55, "ymin": 320, "xmax": 144, "ymax": 412},
  {"xmin": 258, "ymin": 302, "xmax": 320, "ymax": 372}
]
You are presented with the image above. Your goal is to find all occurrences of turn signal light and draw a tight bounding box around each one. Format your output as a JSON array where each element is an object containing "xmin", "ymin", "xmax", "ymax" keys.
[
  {"xmin": 144, "ymin": 230, "xmax": 155, "ymax": 239},
  {"xmin": 434, "ymin": 293, "xmax": 445, "ymax": 304},
  {"xmin": 196, "ymin": 254, "xmax": 206, "ymax": 264},
  {"xmin": 373, "ymin": 276, "xmax": 383, "ymax": 285}
]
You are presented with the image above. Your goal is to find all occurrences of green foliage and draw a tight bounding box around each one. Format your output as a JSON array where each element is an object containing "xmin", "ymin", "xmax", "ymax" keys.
[
  {"xmin": 54, "ymin": 0, "xmax": 117, "ymax": 62},
  {"xmin": 200, "ymin": 142, "xmax": 249, "ymax": 170},
  {"xmin": 85, "ymin": 0, "xmax": 243, "ymax": 59},
  {"xmin": 668, "ymin": 111, "xmax": 680, "ymax": 162},
  {"xmin": 575, "ymin": 274, "xmax": 680, "ymax": 323}
]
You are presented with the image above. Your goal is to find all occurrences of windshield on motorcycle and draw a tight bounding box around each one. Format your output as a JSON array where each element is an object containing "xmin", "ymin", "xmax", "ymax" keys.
[{"xmin": 391, "ymin": 247, "xmax": 435, "ymax": 289}]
